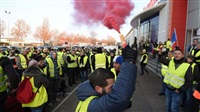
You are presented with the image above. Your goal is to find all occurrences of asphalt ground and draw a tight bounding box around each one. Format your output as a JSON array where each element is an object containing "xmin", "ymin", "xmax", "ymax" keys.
[{"xmin": 52, "ymin": 64, "xmax": 167, "ymax": 112}]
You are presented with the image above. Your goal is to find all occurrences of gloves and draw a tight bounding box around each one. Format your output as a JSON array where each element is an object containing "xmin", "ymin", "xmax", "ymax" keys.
[{"xmin": 122, "ymin": 45, "xmax": 137, "ymax": 63}]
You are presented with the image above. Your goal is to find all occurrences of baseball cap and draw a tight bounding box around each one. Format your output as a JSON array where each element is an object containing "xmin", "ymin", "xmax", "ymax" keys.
[{"xmin": 113, "ymin": 56, "xmax": 124, "ymax": 65}]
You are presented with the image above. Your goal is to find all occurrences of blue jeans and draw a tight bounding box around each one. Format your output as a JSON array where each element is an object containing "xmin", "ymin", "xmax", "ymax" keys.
[
  {"xmin": 161, "ymin": 76, "xmax": 167, "ymax": 93},
  {"xmin": 80, "ymin": 70, "xmax": 87, "ymax": 82},
  {"xmin": 166, "ymin": 88, "xmax": 182, "ymax": 112},
  {"xmin": 31, "ymin": 104, "xmax": 45, "ymax": 112}
]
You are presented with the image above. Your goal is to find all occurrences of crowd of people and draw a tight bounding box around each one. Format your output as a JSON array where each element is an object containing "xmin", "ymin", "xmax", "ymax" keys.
[{"xmin": 1, "ymin": 38, "xmax": 200, "ymax": 112}]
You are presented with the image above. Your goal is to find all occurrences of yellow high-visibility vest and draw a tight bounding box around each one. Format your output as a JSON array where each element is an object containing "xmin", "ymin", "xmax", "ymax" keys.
[
  {"xmin": 164, "ymin": 59, "xmax": 190, "ymax": 89},
  {"xmin": 0, "ymin": 54, "xmax": 7, "ymax": 92},
  {"xmin": 22, "ymin": 76, "xmax": 48, "ymax": 107},
  {"xmin": 19, "ymin": 54, "xmax": 27, "ymax": 69},
  {"xmin": 46, "ymin": 58, "xmax": 62, "ymax": 77},
  {"xmin": 95, "ymin": 54, "xmax": 106, "ymax": 69},
  {"xmin": 75, "ymin": 96, "xmax": 98, "ymax": 112},
  {"xmin": 140, "ymin": 54, "xmax": 148, "ymax": 64},
  {"xmin": 111, "ymin": 68, "xmax": 117, "ymax": 81},
  {"xmin": 68, "ymin": 54, "xmax": 77, "ymax": 68}
]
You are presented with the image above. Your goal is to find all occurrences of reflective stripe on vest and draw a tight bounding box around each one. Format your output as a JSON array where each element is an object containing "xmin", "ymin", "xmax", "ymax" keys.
[
  {"xmin": 0, "ymin": 54, "xmax": 7, "ymax": 92},
  {"xmin": 193, "ymin": 90, "xmax": 200, "ymax": 100},
  {"xmin": 75, "ymin": 96, "xmax": 98, "ymax": 112},
  {"xmin": 140, "ymin": 54, "xmax": 148, "ymax": 63},
  {"xmin": 19, "ymin": 54, "xmax": 27, "ymax": 69},
  {"xmin": 78, "ymin": 56, "xmax": 88, "ymax": 68},
  {"xmin": 161, "ymin": 64, "xmax": 168, "ymax": 76},
  {"xmin": 46, "ymin": 58, "xmax": 62, "ymax": 77},
  {"xmin": 95, "ymin": 54, "xmax": 106, "ymax": 69},
  {"xmin": 68, "ymin": 54, "xmax": 77, "ymax": 68},
  {"xmin": 111, "ymin": 68, "xmax": 117, "ymax": 81},
  {"xmin": 164, "ymin": 60, "xmax": 190, "ymax": 89},
  {"xmin": 22, "ymin": 76, "xmax": 48, "ymax": 107}
]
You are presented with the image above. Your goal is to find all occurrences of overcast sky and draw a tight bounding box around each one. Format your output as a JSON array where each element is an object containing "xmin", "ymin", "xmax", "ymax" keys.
[{"xmin": 1, "ymin": 0, "xmax": 149, "ymax": 42}]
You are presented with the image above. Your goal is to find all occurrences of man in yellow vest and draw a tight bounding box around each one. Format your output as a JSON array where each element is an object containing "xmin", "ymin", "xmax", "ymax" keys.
[
  {"xmin": 140, "ymin": 49, "xmax": 148, "ymax": 75},
  {"xmin": 191, "ymin": 44, "xmax": 200, "ymax": 68},
  {"xmin": 45, "ymin": 51, "xmax": 62, "ymax": 107},
  {"xmin": 91, "ymin": 47, "xmax": 108, "ymax": 70},
  {"xmin": 75, "ymin": 45, "xmax": 137, "ymax": 112},
  {"xmin": 188, "ymin": 39, "xmax": 198, "ymax": 55},
  {"xmin": 108, "ymin": 50, "xmax": 116, "ymax": 70},
  {"xmin": 78, "ymin": 51, "xmax": 88, "ymax": 82},
  {"xmin": 158, "ymin": 48, "xmax": 193, "ymax": 112},
  {"xmin": 16, "ymin": 49, "xmax": 28, "ymax": 80},
  {"xmin": 159, "ymin": 51, "xmax": 173, "ymax": 96},
  {"xmin": 0, "ymin": 49, "xmax": 19, "ymax": 112},
  {"xmin": 110, "ymin": 56, "xmax": 124, "ymax": 80},
  {"xmin": 181, "ymin": 55, "xmax": 200, "ymax": 111},
  {"xmin": 67, "ymin": 50, "xmax": 78, "ymax": 86}
]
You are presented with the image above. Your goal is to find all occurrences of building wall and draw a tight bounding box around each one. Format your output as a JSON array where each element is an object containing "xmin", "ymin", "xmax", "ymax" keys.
[
  {"xmin": 158, "ymin": 2, "xmax": 168, "ymax": 43},
  {"xmin": 187, "ymin": 0, "xmax": 200, "ymax": 29},
  {"xmin": 168, "ymin": 0, "xmax": 188, "ymax": 51},
  {"xmin": 125, "ymin": 29, "xmax": 134, "ymax": 46}
]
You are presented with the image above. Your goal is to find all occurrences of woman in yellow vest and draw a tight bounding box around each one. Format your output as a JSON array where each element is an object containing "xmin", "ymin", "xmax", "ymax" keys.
[
  {"xmin": 21, "ymin": 59, "xmax": 49, "ymax": 112},
  {"xmin": 140, "ymin": 49, "xmax": 148, "ymax": 75}
]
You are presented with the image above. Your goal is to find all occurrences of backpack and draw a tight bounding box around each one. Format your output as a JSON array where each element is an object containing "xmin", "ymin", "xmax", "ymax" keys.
[{"xmin": 16, "ymin": 76, "xmax": 37, "ymax": 103}]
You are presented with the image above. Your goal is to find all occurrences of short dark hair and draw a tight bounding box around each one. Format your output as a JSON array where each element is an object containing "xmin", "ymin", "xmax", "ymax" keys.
[{"xmin": 89, "ymin": 68, "xmax": 114, "ymax": 88}]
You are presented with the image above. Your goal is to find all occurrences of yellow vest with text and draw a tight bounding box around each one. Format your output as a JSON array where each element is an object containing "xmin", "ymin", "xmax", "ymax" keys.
[
  {"xmin": 75, "ymin": 96, "xmax": 98, "ymax": 112},
  {"xmin": 78, "ymin": 56, "xmax": 88, "ymax": 68},
  {"xmin": 0, "ymin": 54, "xmax": 7, "ymax": 92},
  {"xmin": 164, "ymin": 59, "xmax": 190, "ymax": 89},
  {"xmin": 19, "ymin": 54, "xmax": 27, "ymax": 69},
  {"xmin": 46, "ymin": 58, "xmax": 62, "ymax": 77},
  {"xmin": 22, "ymin": 76, "xmax": 48, "ymax": 107},
  {"xmin": 111, "ymin": 68, "xmax": 117, "ymax": 81},
  {"xmin": 68, "ymin": 54, "xmax": 77, "ymax": 68},
  {"xmin": 95, "ymin": 54, "xmax": 106, "ymax": 69},
  {"xmin": 140, "ymin": 54, "xmax": 148, "ymax": 64}
]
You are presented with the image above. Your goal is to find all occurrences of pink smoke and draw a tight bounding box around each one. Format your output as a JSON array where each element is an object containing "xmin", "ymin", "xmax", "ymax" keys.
[{"xmin": 73, "ymin": 0, "xmax": 134, "ymax": 33}]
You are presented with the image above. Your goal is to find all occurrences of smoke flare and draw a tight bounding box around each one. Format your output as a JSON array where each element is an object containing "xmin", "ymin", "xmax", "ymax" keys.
[{"xmin": 73, "ymin": 0, "xmax": 134, "ymax": 33}]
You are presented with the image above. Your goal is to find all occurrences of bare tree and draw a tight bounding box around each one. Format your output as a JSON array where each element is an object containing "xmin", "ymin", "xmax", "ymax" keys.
[
  {"xmin": 33, "ymin": 18, "xmax": 51, "ymax": 44},
  {"xmin": 90, "ymin": 31, "xmax": 98, "ymax": 45},
  {"xmin": 0, "ymin": 19, "xmax": 5, "ymax": 38},
  {"xmin": 11, "ymin": 19, "xmax": 31, "ymax": 39}
]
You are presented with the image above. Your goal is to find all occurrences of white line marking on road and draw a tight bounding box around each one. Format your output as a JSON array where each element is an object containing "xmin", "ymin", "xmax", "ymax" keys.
[{"xmin": 52, "ymin": 84, "xmax": 81, "ymax": 112}]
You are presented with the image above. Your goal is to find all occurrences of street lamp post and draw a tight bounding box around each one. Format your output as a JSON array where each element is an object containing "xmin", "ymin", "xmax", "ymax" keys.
[{"xmin": 5, "ymin": 10, "xmax": 11, "ymax": 45}]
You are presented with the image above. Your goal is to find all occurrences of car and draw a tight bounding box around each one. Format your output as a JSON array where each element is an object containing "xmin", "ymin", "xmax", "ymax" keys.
[{"xmin": 0, "ymin": 46, "xmax": 8, "ymax": 50}]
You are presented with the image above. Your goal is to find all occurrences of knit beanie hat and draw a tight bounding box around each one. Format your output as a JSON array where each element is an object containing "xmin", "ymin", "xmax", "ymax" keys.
[
  {"xmin": 113, "ymin": 56, "xmax": 124, "ymax": 65},
  {"xmin": 28, "ymin": 59, "xmax": 39, "ymax": 67}
]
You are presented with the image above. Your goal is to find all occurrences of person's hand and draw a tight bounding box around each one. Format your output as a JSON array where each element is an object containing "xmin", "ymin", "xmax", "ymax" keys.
[
  {"xmin": 175, "ymin": 89, "xmax": 179, "ymax": 94},
  {"xmin": 122, "ymin": 45, "xmax": 136, "ymax": 63}
]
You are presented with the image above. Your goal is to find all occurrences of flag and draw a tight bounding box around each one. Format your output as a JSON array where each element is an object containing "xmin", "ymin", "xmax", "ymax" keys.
[{"xmin": 171, "ymin": 29, "xmax": 177, "ymax": 44}]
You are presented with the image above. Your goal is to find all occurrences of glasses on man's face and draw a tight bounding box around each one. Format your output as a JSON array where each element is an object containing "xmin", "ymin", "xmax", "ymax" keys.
[{"xmin": 52, "ymin": 53, "xmax": 57, "ymax": 55}]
